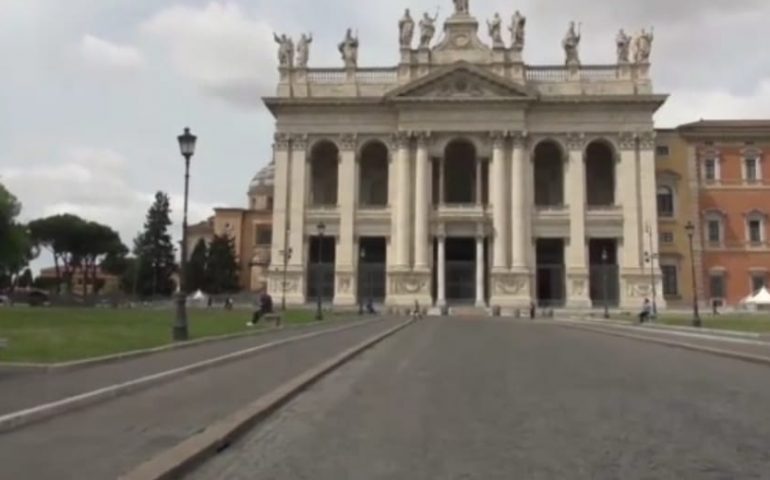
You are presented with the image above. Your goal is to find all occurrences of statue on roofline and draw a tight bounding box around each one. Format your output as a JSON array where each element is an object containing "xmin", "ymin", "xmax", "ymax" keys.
[{"xmin": 399, "ymin": 9, "xmax": 415, "ymax": 49}]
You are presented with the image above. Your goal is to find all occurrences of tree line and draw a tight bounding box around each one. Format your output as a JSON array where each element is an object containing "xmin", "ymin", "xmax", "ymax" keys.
[{"xmin": 0, "ymin": 183, "xmax": 240, "ymax": 298}]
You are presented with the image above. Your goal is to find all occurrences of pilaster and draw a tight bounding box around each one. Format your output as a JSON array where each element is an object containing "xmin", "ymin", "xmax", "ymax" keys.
[
  {"xmin": 391, "ymin": 132, "xmax": 412, "ymax": 270},
  {"xmin": 490, "ymin": 131, "xmax": 508, "ymax": 271},
  {"xmin": 334, "ymin": 133, "xmax": 358, "ymax": 307},
  {"xmin": 413, "ymin": 132, "xmax": 431, "ymax": 272},
  {"xmin": 288, "ymin": 135, "xmax": 308, "ymax": 269},
  {"xmin": 565, "ymin": 132, "xmax": 591, "ymax": 308},
  {"xmin": 268, "ymin": 133, "xmax": 292, "ymax": 300}
]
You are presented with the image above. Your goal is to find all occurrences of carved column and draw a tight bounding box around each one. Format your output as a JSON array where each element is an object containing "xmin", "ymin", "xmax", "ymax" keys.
[
  {"xmin": 285, "ymin": 135, "xmax": 308, "ymax": 304},
  {"xmin": 437, "ymin": 235, "xmax": 447, "ymax": 308},
  {"xmin": 414, "ymin": 133, "xmax": 431, "ymax": 271},
  {"xmin": 475, "ymin": 236, "xmax": 486, "ymax": 307},
  {"xmin": 268, "ymin": 133, "xmax": 291, "ymax": 300},
  {"xmin": 511, "ymin": 133, "xmax": 528, "ymax": 271},
  {"xmin": 392, "ymin": 132, "xmax": 412, "ymax": 270},
  {"xmin": 618, "ymin": 132, "xmax": 644, "ymax": 308},
  {"xmin": 334, "ymin": 133, "xmax": 357, "ymax": 307},
  {"xmin": 565, "ymin": 133, "xmax": 591, "ymax": 308},
  {"xmin": 475, "ymin": 156, "xmax": 483, "ymax": 206},
  {"xmin": 490, "ymin": 132, "xmax": 508, "ymax": 271}
]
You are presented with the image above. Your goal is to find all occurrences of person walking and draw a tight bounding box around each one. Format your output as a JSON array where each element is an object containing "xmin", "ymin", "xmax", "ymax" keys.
[{"xmin": 638, "ymin": 298, "xmax": 652, "ymax": 324}]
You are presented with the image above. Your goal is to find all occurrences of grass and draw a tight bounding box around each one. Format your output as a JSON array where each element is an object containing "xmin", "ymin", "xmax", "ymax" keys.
[
  {"xmin": 0, "ymin": 307, "xmax": 321, "ymax": 364},
  {"xmin": 658, "ymin": 314, "xmax": 770, "ymax": 334}
]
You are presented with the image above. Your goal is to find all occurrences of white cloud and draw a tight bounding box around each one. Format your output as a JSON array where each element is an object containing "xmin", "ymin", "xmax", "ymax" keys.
[
  {"xmin": 140, "ymin": 1, "xmax": 277, "ymax": 107},
  {"xmin": 1, "ymin": 147, "xmax": 216, "ymax": 249},
  {"xmin": 80, "ymin": 34, "xmax": 145, "ymax": 71}
]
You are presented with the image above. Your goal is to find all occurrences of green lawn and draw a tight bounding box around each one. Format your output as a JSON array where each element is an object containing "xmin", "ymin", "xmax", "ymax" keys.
[
  {"xmin": 0, "ymin": 307, "xmax": 320, "ymax": 364},
  {"xmin": 658, "ymin": 314, "xmax": 770, "ymax": 334}
]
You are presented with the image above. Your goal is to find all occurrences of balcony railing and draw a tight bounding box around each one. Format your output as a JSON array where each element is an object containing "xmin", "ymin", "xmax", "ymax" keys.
[
  {"xmin": 305, "ymin": 68, "xmax": 398, "ymax": 85},
  {"xmin": 525, "ymin": 65, "xmax": 619, "ymax": 82}
]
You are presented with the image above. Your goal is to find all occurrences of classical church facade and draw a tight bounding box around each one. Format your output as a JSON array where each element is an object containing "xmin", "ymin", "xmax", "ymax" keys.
[{"xmin": 265, "ymin": 1, "xmax": 667, "ymax": 311}]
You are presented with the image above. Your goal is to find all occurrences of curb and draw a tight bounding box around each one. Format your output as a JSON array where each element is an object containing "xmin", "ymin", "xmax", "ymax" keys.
[
  {"xmin": 119, "ymin": 318, "xmax": 413, "ymax": 480},
  {"xmin": 0, "ymin": 318, "xmax": 384, "ymax": 433},
  {"xmin": 573, "ymin": 316, "xmax": 761, "ymax": 340},
  {"xmin": 558, "ymin": 322, "xmax": 770, "ymax": 367},
  {"xmin": 0, "ymin": 318, "xmax": 356, "ymax": 373}
]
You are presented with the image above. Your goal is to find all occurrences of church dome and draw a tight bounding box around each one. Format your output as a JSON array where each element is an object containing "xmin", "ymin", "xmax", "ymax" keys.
[{"xmin": 248, "ymin": 161, "xmax": 275, "ymax": 193}]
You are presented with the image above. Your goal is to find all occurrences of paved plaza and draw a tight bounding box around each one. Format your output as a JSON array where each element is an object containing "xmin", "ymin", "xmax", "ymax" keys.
[{"xmin": 191, "ymin": 318, "xmax": 770, "ymax": 480}]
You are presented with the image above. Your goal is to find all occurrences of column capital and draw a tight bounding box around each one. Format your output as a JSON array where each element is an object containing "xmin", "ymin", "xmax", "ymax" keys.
[
  {"xmin": 618, "ymin": 132, "xmax": 638, "ymax": 150},
  {"xmin": 565, "ymin": 132, "xmax": 587, "ymax": 151},
  {"xmin": 339, "ymin": 133, "xmax": 357, "ymax": 151},
  {"xmin": 415, "ymin": 131, "xmax": 431, "ymax": 148},
  {"xmin": 490, "ymin": 131, "xmax": 508, "ymax": 149},
  {"xmin": 274, "ymin": 132, "xmax": 291, "ymax": 151},
  {"xmin": 638, "ymin": 131, "xmax": 656, "ymax": 151},
  {"xmin": 511, "ymin": 131, "xmax": 528, "ymax": 148},
  {"xmin": 393, "ymin": 131, "xmax": 411, "ymax": 150},
  {"xmin": 292, "ymin": 134, "xmax": 309, "ymax": 151}
]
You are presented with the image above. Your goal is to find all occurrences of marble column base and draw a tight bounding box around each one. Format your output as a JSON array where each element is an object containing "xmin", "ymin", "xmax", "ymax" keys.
[
  {"xmin": 620, "ymin": 270, "xmax": 667, "ymax": 310},
  {"xmin": 385, "ymin": 270, "xmax": 432, "ymax": 308},
  {"xmin": 489, "ymin": 270, "xmax": 533, "ymax": 308},
  {"xmin": 566, "ymin": 269, "xmax": 592, "ymax": 309},
  {"xmin": 332, "ymin": 270, "xmax": 357, "ymax": 307}
]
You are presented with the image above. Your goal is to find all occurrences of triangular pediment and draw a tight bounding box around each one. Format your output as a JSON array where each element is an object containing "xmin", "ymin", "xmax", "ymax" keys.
[{"xmin": 386, "ymin": 62, "xmax": 534, "ymax": 101}]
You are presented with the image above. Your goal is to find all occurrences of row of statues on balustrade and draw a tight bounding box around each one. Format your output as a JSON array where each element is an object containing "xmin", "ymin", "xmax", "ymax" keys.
[{"xmin": 274, "ymin": 17, "xmax": 653, "ymax": 71}]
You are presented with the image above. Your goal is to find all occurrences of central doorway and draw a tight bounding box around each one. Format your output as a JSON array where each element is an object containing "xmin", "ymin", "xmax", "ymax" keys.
[
  {"xmin": 446, "ymin": 238, "xmax": 476, "ymax": 303},
  {"xmin": 536, "ymin": 239, "xmax": 566, "ymax": 307},
  {"xmin": 358, "ymin": 237, "xmax": 386, "ymax": 304}
]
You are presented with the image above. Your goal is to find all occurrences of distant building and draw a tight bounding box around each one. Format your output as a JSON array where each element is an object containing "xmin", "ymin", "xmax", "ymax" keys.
[
  {"xmin": 38, "ymin": 267, "xmax": 120, "ymax": 295},
  {"xmin": 679, "ymin": 121, "xmax": 770, "ymax": 308},
  {"xmin": 186, "ymin": 162, "xmax": 275, "ymax": 292}
]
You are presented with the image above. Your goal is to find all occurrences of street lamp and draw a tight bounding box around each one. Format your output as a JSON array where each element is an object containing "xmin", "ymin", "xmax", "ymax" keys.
[
  {"xmin": 601, "ymin": 248, "xmax": 610, "ymax": 319},
  {"xmin": 315, "ymin": 222, "xmax": 326, "ymax": 321},
  {"xmin": 174, "ymin": 127, "xmax": 197, "ymax": 341},
  {"xmin": 685, "ymin": 221, "xmax": 702, "ymax": 327},
  {"xmin": 358, "ymin": 248, "xmax": 366, "ymax": 315},
  {"xmin": 280, "ymin": 247, "xmax": 293, "ymax": 311},
  {"xmin": 644, "ymin": 223, "xmax": 659, "ymax": 318}
]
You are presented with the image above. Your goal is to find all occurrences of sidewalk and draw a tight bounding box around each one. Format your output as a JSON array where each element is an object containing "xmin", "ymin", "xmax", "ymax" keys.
[
  {"xmin": 0, "ymin": 317, "xmax": 368, "ymax": 416},
  {"xmin": 557, "ymin": 318, "xmax": 770, "ymax": 360}
]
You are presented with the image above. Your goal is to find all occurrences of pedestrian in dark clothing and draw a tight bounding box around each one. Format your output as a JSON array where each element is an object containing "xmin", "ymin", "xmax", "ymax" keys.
[
  {"xmin": 248, "ymin": 291, "xmax": 273, "ymax": 327},
  {"xmin": 638, "ymin": 298, "xmax": 652, "ymax": 324},
  {"xmin": 530, "ymin": 302, "xmax": 536, "ymax": 319}
]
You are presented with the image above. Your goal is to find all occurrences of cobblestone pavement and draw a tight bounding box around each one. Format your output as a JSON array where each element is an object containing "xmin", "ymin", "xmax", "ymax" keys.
[
  {"xmin": 190, "ymin": 317, "xmax": 770, "ymax": 480},
  {"xmin": 0, "ymin": 317, "xmax": 362, "ymax": 416},
  {"xmin": 0, "ymin": 318, "xmax": 403, "ymax": 480}
]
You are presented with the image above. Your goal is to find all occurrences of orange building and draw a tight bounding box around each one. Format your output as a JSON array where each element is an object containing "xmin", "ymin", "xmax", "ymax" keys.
[{"xmin": 679, "ymin": 121, "xmax": 770, "ymax": 307}]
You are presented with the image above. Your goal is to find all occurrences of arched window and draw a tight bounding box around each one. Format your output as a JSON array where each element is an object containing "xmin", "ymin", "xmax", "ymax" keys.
[
  {"xmin": 359, "ymin": 141, "xmax": 389, "ymax": 207},
  {"xmin": 657, "ymin": 186, "xmax": 674, "ymax": 218},
  {"xmin": 533, "ymin": 141, "xmax": 564, "ymax": 207},
  {"xmin": 585, "ymin": 141, "xmax": 615, "ymax": 207},
  {"xmin": 310, "ymin": 141, "xmax": 339, "ymax": 206}
]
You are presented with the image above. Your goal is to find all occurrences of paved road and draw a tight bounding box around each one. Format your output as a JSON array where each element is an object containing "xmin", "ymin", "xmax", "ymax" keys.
[
  {"xmin": 0, "ymin": 318, "xmax": 403, "ymax": 480},
  {"xmin": 191, "ymin": 317, "xmax": 770, "ymax": 480},
  {"xmin": 0, "ymin": 317, "xmax": 359, "ymax": 415}
]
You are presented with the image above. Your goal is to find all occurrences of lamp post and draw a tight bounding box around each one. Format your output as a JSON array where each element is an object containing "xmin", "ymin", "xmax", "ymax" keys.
[
  {"xmin": 601, "ymin": 248, "xmax": 610, "ymax": 319},
  {"xmin": 644, "ymin": 223, "xmax": 659, "ymax": 318},
  {"xmin": 315, "ymin": 222, "xmax": 326, "ymax": 321},
  {"xmin": 174, "ymin": 127, "xmax": 197, "ymax": 341},
  {"xmin": 685, "ymin": 221, "xmax": 702, "ymax": 327},
  {"xmin": 280, "ymin": 247, "xmax": 293, "ymax": 311}
]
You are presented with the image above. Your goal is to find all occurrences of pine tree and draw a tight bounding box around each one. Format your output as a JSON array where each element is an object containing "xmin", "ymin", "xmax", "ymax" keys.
[
  {"xmin": 134, "ymin": 192, "xmax": 177, "ymax": 297},
  {"xmin": 205, "ymin": 234, "xmax": 240, "ymax": 294},
  {"xmin": 187, "ymin": 238, "xmax": 208, "ymax": 293}
]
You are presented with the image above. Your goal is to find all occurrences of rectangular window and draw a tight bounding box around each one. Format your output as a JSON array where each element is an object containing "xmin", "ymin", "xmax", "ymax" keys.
[
  {"xmin": 707, "ymin": 220, "xmax": 721, "ymax": 244},
  {"xmin": 656, "ymin": 145, "xmax": 670, "ymax": 157},
  {"xmin": 704, "ymin": 159, "xmax": 717, "ymax": 182},
  {"xmin": 749, "ymin": 220, "xmax": 762, "ymax": 244},
  {"xmin": 659, "ymin": 232, "xmax": 674, "ymax": 244},
  {"xmin": 661, "ymin": 265, "xmax": 679, "ymax": 297},
  {"xmin": 752, "ymin": 275, "xmax": 767, "ymax": 293},
  {"xmin": 255, "ymin": 226, "xmax": 272, "ymax": 246},
  {"xmin": 745, "ymin": 158, "xmax": 758, "ymax": 182},
  {"xmin": 710, "ymin": 275, "xmax": 726, "ymax": 299}
]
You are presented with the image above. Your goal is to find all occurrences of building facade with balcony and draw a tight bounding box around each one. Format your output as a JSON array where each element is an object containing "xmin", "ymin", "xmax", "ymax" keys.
[
  {"xmin": 265, "ymin": 2, "xmax": 667, "ymax": 310},
  {"xmin": 679, "ymin": 121, "xmax": 770, "ymax": 308}
]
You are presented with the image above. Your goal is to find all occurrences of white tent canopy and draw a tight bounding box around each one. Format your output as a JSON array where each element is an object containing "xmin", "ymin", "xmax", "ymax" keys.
[
  {"xmin": 746, "ymin": 287, "xmax": 770, "ymax": 306},
  {"xmin": 190, "ymin": 290, "xmax": 208, "ymax": 301}
]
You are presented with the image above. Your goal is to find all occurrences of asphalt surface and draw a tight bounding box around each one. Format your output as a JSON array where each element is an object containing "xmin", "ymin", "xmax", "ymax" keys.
[
  {"xmin": 191, "ymin": 317, "xmax": 770, "ymax": 480},
  {"xmin": 0, "ymin": 317, "xmax": 403, "ymax": 480},
  {"xmin": 0, "ymin": 317, "xmax": 360, "ymax": 415}
]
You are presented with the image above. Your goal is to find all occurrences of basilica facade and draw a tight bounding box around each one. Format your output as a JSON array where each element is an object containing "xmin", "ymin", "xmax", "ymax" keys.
[{"xmin": 265, "ymin": 1, "xmax": 667, "ymax": 311}]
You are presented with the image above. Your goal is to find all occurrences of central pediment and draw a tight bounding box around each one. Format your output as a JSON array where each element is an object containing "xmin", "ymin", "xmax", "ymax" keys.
[{"xmin": 386, "ymin": 62, "xmax": 535, "ymax": 101}]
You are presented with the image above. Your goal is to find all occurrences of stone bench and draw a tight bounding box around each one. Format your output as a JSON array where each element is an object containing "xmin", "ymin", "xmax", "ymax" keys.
[
  {"xmin": 0, "ymin": 338, "xmax": 8, "ymax": 350},
  {"xmin": 264, "ymin": 314, "xmax": 282, "ymax": 326}
]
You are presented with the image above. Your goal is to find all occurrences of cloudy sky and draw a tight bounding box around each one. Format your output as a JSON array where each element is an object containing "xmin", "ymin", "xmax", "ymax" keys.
[{"xmin": 1, "ymin": 0, "xmax": 769, "ymax": 263}]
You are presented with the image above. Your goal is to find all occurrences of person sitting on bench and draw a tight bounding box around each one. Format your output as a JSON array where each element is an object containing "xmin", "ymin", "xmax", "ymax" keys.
[
  {"xmin": 248, "ymin": 290, "xmax": 274, "ymax": 327},
  {"xmin": 638, "ymin": 298, "xmax": 652, "ymax": 324}
]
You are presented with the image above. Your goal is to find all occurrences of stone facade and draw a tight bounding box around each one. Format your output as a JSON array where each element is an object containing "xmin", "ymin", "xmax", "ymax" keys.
[{"xmin": 265, "ymin": 2, "xmax": 667, "ymax": 310}]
